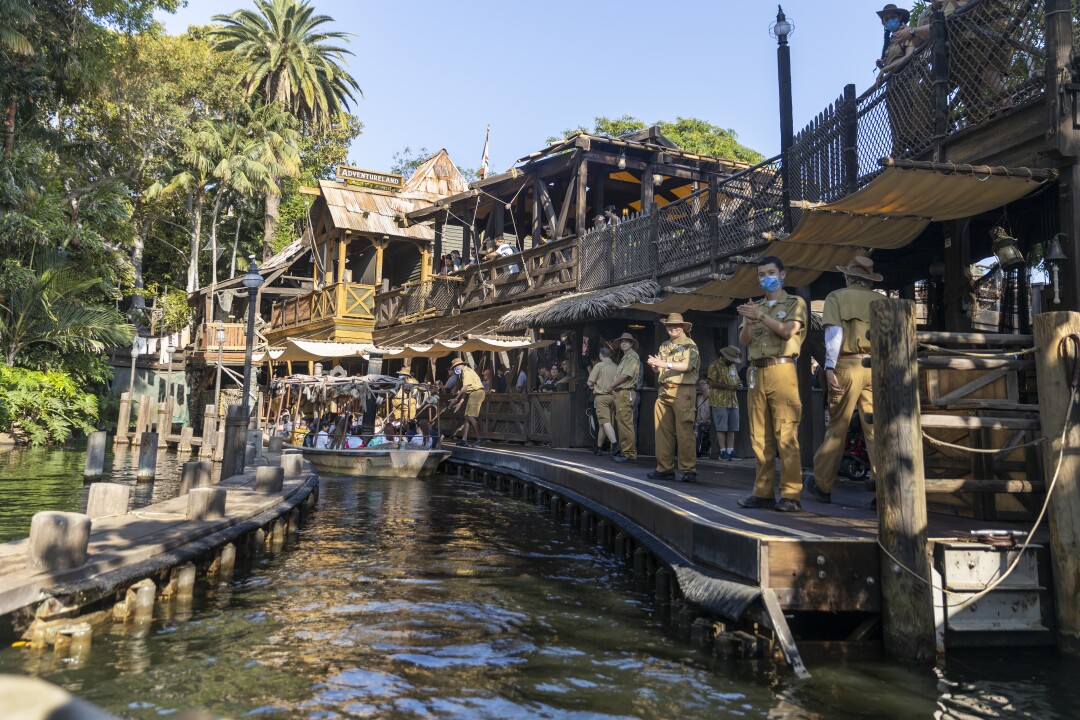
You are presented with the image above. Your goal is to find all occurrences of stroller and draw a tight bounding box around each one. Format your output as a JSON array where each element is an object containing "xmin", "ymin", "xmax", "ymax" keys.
[
  {"xmin": 695, "ymin": 421, "xmax": 712, "ymax": 458},
  {"xmin": 839, "ymin": 411, "xmax": 871, "ymax": 484}
]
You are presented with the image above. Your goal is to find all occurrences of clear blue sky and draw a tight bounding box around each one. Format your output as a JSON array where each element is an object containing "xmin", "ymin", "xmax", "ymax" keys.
[{"xmin": 158, "ymin": 1, "xmax": 890, "ymax": 174}]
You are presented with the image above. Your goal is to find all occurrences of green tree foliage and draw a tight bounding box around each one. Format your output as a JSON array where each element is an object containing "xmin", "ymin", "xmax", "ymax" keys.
[
  {"xmin": 551, "ymin": 115, "xmax": 763, "ymax": 164},
  {"xmin": 0, "ymin": 366, "xmax": 98, "ymax": 445},
  {"xmin": 210, "ymin": 0, "xmax": 362, "ymax": 254}
]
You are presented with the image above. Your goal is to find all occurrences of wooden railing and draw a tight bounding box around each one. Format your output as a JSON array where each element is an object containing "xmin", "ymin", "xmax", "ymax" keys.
[
  {"xmin": 270, "ymin": 282, "xmax": 377, "ymax": 331},
  {"xmin": 373, "ymin": 239, "xmax": 580, "ymax": 326},
  {"xmin": 193, "ymin": 322, "xmax": 248, "ymax": 352},
  {"xmin": 375, "ymin": 276, "xmax": 464, "ymax": 326}
]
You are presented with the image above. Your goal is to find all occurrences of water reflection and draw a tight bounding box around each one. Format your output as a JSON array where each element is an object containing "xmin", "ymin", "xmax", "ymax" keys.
[
  {"xmin": 0, "ymin": 445, "xmax": 212, "ymax": 542},
  {"xmin": 0, "ymin": 473, "xmax": 1076, "ymax": 719}
]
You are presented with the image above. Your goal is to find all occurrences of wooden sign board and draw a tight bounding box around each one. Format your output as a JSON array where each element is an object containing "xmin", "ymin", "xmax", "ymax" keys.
[{"xmin": 336, "ymin": 165, "xmax": 404, "ymax": 190}]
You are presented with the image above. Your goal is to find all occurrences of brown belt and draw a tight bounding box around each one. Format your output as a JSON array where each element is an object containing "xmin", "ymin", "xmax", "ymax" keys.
[
  {"xmin": 752, "ymin": 356, "xmax": 796, "ymax": 368},
  {"xmin": 840, "ymin": 353, "xmax": 871, "ymax": 359},
  {"xmin": 662, "ymin": 382, "xmax": 691, "ymax": 389}
]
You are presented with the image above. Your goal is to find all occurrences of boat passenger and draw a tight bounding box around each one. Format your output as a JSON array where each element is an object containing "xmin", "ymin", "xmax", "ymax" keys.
[{"xmin": 314, "ymin": 422, "xmax": 331, "ymax": 449}]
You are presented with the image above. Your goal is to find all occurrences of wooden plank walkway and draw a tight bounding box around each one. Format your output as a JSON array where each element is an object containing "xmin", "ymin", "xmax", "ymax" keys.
[
  {"xmin": 449, "ymin": 444, "xmax": 1045, "ymax": 615},
  {"xmin": 0, "ymin": 454, "xmax": 316, "ymax": 619}
]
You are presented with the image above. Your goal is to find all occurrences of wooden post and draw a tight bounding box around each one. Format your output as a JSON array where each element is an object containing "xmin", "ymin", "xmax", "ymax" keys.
[
  {"xmin": 115, "ymin": 392, "xmax": 132, "ymax": 445},
  {"xmin": 156, "ymin": 400, "xmax": 169, "ymax": 448},
  {"xmin": 531, "ymin": 181, "xmax": 542, "ymax": 248},
  {"xmin": 178, "ymin": 426, "xmax": 194, "ymax": 453},
  {"xmin": 200, "ymin": 404, "xmax": 217, "ymax": 459},
  {"xmin": 945, "ymin": 220, "xmax": 972, "ymax": 332},
  {"xmin": 575, "ymin": 157, "xmax": 588, "ymax": 236},
  {"xmin": 83, "ymin": 431, "xmax": 107, "ymax": 479},
  {"xmin": 137, "ymin": 433, "xmax": 158, "ymax": 481},
  {"xmin": 841, "ymin": 83, "xmax": 859, "ymax": 194},
  {"xmin": 1033, "ymin": 312, "xmax": 1080, "ymax": 654},
  {"xmin": 221, "ymin": 403, "xmax": 247, "ymax": 480},
  {"xmin": 132, "ymin": 395, "xmax": 150, "ymax": 446},
  {"xmin": 86, "ymin": 483, "xmax": 130, "ymax": 519},
  {"xmin": 640, "ymin": 164, "xmax": 655, "ymax": 215},
  {"xmin": 930, "ymin": 10, "xmax": 949, "ymax": 163},
  {"xmin": 870, "ymin": 298, "xmax": 935, "ymax": 663}
]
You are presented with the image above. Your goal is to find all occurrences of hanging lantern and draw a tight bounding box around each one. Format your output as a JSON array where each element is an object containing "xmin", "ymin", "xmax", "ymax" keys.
[
  {"xmin": 1046, "ymin": 233, "xmax": 1068, "ymax": 305},
  {"xmin": 990, "ymin": 226, "xmax": 1025, "ymax": 269}
]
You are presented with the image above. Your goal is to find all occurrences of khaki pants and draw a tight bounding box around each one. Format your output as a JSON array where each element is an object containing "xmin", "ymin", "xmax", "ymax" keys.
[
  {"xmin": 654, "ymin": 384, "xmax": 696, "ymax": 474},
  {"xmin": 749, "ymin": 362, "xmax": 803, "ymax": 501},
  {"xmin": 813, "ymin": 357, "xmax": 876, "ymax": 493},
  {"xmin": 614, "ymin": 389, "xmax": 637, "ymax": 458}
]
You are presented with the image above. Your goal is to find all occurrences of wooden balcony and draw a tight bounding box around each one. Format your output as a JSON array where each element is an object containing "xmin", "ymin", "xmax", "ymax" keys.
[
  {"xmin": 375, "ymin": 276, "xmax": 464, "ymax": 326},
  {"xmin": 268, "ymin": 282, "xmax": 377, "ymax": 342},
  {"xmin": 456, "ymin": 237, "xmax": 579, "ymax": 312}
]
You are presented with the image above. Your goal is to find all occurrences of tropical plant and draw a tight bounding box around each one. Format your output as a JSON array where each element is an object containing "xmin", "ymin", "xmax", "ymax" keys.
[
  {"xmin": 210, "ymin": 0, "xmax": 361, "ymax": 254},
  {"xmin": 0, "ymin": 366, "xmax": 98, "ymax": 445},
  {"xmin": 0, "ymin": 0, "xmax": 33, "ymax": 55},
  {"xmin": 550, "ymin": 115, "xmax": 763, "ymax": 164},
  {"xmin": 0, "ymin": 251, "xmax": 135, "ymax": 367}
]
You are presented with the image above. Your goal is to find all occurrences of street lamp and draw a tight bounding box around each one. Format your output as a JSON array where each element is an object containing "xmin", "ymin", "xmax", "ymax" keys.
[
  {"xmin": 213, "ymin": 322, "xmax": 226, "ymax": 412},
  {"xmin": 241, "ymin": 258, "xmax": 264, "ymax": 420},
  {"xmin": 771, "ymin": 5, "xmax": 795, "ymax": 233},
  {"xmin": 128, "ymin": 338, "xmax": 140, "ymax": 396}
]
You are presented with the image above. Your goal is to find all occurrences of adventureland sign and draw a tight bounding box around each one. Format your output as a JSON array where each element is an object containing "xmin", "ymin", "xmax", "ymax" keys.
[{"xmin": 336, "ymin": 164, "xmax": 404, "ymax": 190}]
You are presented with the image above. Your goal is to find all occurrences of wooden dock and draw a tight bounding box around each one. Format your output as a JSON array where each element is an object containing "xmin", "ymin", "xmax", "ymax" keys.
[
  {"xmin": 0, "ymin": 452, "xmax": 318, "ymax": 627},
  {"xmin": 447, "ymin": 443, "xmax": 1055, "ymax": 664}
]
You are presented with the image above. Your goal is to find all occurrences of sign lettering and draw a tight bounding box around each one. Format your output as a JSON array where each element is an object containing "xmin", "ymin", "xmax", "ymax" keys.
[{"xmin": 336, "ymin": 165, "xmax": 404, "ymax": 189}]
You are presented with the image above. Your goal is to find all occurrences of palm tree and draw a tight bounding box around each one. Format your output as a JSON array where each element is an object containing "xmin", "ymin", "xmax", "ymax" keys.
[
  {"xmin": 0, "ymin": 252, "xmax": 135, "ymax": 367},
  {"xmin": 210, "ymin": 0, "xmax": 361, "ymax": 256},
  {"xmin": 0, "ymin": 0, "xmax": 32, "ymax": 55}
]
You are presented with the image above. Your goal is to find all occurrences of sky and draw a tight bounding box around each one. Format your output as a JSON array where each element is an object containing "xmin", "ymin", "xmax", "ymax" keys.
[{"xmin": 157, "ymin": 0, "xmax": 892, "ymax": 176}]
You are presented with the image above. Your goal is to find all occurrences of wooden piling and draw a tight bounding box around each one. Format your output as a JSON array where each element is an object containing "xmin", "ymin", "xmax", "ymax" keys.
[
  {"xmin": 200, "ymin": 404, "xmax": 217, "ymax": 459},
  {"xmin": 255, "ymin": 466, "xmax": 284, "ymax": 494},
  {"xmin": 28, "ymin": 512, "xmax": 91, "ymax": 572},
  {"xmin": 1033, "ymin": 312, "xmax": 1080, "ymax": 654},
  {"xmin": 137, "ymin": 433, "xmax": 158, "ymax": 480},
  {"xmin": 83, "ymin": 431, "xmax": 107, "ymax": 479},
  {"xmin": 187, "ymin": 487, "xmax": 226, "ymax": 521},
  {"xmin": 156, "ymin": 402, "xmax": 169, "ymax": 448},
  {"xmin": 178, "ymin": 426, "xmax": 194, "ymax": 453},
  {"xmin": 870, "ymin": 298, "xmax": 935, "ymax": 663},
  {"xmin": 132, "ymin": 395, "xmax": 150, "ymax": 446},
  {"xmin": 85, "ymin": 483, "xmax": 130, "ymax": 519},
  {"xmin": 115, "ymin": 392, "xmax": 132, "ymax": 445},
  {"xmin": 221, "ymin": 404, "xmax": 247, "ymax": 480},
  {"xmin": 268, "ymin": 435, "xmax": 284, "ymax": 454}
]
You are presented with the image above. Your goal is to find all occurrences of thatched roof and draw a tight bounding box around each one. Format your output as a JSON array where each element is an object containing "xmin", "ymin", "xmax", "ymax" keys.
[{"xmin": 497, "ymin": 280, "xmax": 661, "ymax": 331}]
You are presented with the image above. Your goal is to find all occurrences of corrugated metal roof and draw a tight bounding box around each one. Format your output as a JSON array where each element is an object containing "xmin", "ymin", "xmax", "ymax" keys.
[{"xmin": 319, "ymin": 181, "xmax": 435, "ymax": 242}]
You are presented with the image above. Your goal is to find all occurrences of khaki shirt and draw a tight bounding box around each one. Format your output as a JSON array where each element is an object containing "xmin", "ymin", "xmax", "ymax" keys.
[
  {"xmin": 822, "ymin": 286, "xmax": 881, "ymax": 355},
  {"xmin": 614, "ymin": 349, "xmax": 640, "ymax": 390},
  {"xmin": 742, "ymin": 291, "xmax": 808, "ymax": 361},
  {"xmin": 656, "ymin": 335, "xmax": 700, "ymax": 385},
  {"xmin": 458, "ymin": 366, "xmax": 484, "ymax": 393},
  {"xmin": 587, "ymin": 357, "xmax": 619, "ymax": 395}
]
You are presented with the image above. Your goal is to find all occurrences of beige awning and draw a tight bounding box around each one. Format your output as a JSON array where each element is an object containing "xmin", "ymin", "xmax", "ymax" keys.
[
  {"xmin": 378, "ymin": 336, "xmax": 554, "ymax": 359},
  {"xmin": 254, "ymin": 338, "xmax": 375, "ymax": 363},
  {"xmin": 635, "ymin": 160, "xmax": 1056, "ymax": 311}
]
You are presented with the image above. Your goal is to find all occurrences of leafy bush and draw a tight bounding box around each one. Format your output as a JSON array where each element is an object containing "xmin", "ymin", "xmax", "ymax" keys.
[{"xmin": 0, "ymin": 367, "xmax": 99, "ymax": 446}]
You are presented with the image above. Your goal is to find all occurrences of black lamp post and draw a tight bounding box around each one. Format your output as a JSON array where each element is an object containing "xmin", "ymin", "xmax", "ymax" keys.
[
  {"xmin": 771, "ymin": 5, "xmax": 795, "ymax": 233},
  {"xmin": 241, "ymin": 258, "xmax": 264, "ymax": 419}
]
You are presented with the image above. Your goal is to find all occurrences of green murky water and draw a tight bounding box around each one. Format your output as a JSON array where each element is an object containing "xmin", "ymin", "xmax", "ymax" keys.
[{"xmin": 0, "ymin": 448, "xmax": 1076, "ymax": 719}]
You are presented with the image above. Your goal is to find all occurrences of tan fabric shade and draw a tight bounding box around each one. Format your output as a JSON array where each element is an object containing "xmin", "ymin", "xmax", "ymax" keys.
[
  {"xmin": 379, "ymin": 337, "xmax": 553, "ymax": 358},
  {"xmin": 255, "ymin": 339, "xmax": 375, "ymax": 363}
]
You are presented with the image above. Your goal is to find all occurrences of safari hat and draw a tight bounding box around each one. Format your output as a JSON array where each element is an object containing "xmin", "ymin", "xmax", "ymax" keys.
[
  {"xmin": 449, "ymin": 358, "xmax": 467, "ymax": 370},
  {"xmin": 661, "ymin": 313, "xmax": 692, "ymax": 331},
  {"xmin": 875, "ymin": 3, "xmax": 910, "ymax": 22},
  {"xmin": 837, "ymin": 255, "xmax": 883, "ymax": 283},
  {"xmin": 396, "ymin": 369, "xmax": 416, "ymax": 378},
  {"xmin": 719, "ymin": 345, "xmax": 742, "ymax": 364},
  {"xmin": 614, "ymin": 332, "xmax": 638, "ymax": 348}
]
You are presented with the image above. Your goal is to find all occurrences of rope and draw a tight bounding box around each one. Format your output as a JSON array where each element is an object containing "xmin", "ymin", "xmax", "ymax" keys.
[
  {"xmin": 918, "ymin": 343, "xmax": 1037, "ymax": 357},
  {"xmin": 921, "ymin": 430, "xmax": 1046, "ymax": 453},
  {"xmin": 881, "ymin": 334, "xmax": 1079, "ymax": 608}
]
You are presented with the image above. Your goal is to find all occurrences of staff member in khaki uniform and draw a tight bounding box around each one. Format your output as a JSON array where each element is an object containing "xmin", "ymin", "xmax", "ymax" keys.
[
  {"xmin": 449, "ymin": 358, "xmax": 486, "ymax": 446},
  {"xmin": 805, "ymin": 256, "xmax": 881, "ymax": 505},
  {"xmin": 646, "ymin": 314, "xmax": 701, "ymax": 482},
  {"xmin": 611, "ymin": 333, "xmax": 641, "ymax": 463},
  {"xmin": 390, "ymin": 370, "xmax": 418, "ymax": 423},
  {"xmin": 736, "ymin": 256, "xmax": 808, "ymax": 512},
  {"xmin": 587, "ymin": 347, "xmax": 620, "ymax": 455}
]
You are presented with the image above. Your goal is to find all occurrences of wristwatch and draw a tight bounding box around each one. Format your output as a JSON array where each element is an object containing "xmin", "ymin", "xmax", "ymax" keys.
[{"xmin": 666, "ymin": 362, "xmax": 672, "ymax": 369}]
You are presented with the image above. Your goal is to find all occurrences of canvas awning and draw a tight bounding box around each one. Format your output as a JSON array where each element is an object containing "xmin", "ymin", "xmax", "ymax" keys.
[
  {"xmin": 633, "ymin": 160, "xmax": 1057, "ymax": 313},
  {"xmin": 378, "ymin": 336, "xmax": 554, "ymax": 359},
  {"xmin": 254, "ymin": 338, "xmax": 375, "ymax": 363}
]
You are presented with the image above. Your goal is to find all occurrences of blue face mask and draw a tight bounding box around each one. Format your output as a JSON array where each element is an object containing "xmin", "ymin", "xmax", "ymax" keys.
[
  {"xmin": 884, "ymin": 17, "xmax": 901, "ymax": 32},
  {"xmin": 454, "ymin": 367, "xmax": 462, "ymax": 375},
  {"xmin": 759, "ymin": 275, "xmax": 783, "ymax": 293}
]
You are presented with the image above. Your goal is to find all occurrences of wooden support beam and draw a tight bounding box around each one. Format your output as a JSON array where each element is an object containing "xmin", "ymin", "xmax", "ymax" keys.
[
  {"xmin": 531, "ymin": 183, "xmax": 541, "ymax": 248},
  {"xmin": 920, "ymin": 414, "xmax": 1039, "ymax": 431},
  {"xmin": 575, "ymin": 157, "xmax": 588, "ymax": 237},
  {"xmin": 923, "ymin": 478, "xmax": 1044, "ymax": 494},
  {"xmin": 1033, "ymin": 311, "xmax": 1080, "ymax": 655},
  {"xmin": 944, "ymin": 220, "xmax": 972, "ymax": 332},
  {"xmin": 918, "ymin": 356, "xmax": 1033, "ymax": 371},
  {"xmin": 870, "ymin": 298, "xmax": 935, "ymax": 664},
  {"xmin": 553, "ymin": 174, "xmax": 576, "ymax": 241},
  {"xmin": 640, "ymin": 164, "xmax": 656, "ymax": 213},
  {"xmin": 916, "ymin": 331, "xmax": 1033, "ymax": 345}
]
